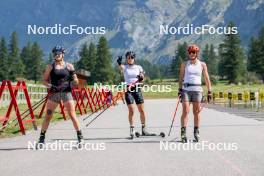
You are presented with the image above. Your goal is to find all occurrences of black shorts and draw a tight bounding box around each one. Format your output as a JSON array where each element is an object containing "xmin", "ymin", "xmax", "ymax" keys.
[{"xmin": 125, "ymin": 87, "xmax": 144, "ymax": 105}]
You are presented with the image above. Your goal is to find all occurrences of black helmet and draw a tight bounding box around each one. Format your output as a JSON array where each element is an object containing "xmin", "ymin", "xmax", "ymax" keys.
[
  {"xmin": 125, "ymin": 51, "xmax": 136, "ymax": 59},
  {"xmin": 52, "ymin": 46, "xmax": 65, "ymax": 55}
]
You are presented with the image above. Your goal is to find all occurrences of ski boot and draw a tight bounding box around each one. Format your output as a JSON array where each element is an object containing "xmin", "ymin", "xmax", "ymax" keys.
[
  {"xmin": 36, "ymin": 131, "xmax": 46, "ymax": 149},
  {"xmin": 142, "ymin": 125, "xmax": 155, "ymax": 136},
  {"xmin": 193, "ymin": 127, "xmax": 200, "ymax": 142},
  {"xmin": 181, "ymin": 127, "xmax": 187, "ymax": 143},
  {"xmin": 129, "ymin": 126, "xmax": 135, "ymax": 139},
  {"xmin": 77, "ymin": 130, "xmax": 84, "ymax": 148}
]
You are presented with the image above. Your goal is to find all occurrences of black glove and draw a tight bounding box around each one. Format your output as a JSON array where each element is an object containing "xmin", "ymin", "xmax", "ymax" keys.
[
  {"xmin": 178, "ymin": 88, "xmax": 183, "ymax": 97},
  {"xmin": 207, "ymin": 91, "xmax": 212, "ymax": 103},
  {"xmin": 137, "ymin": 75, "xmax": 144, "ymax": 82},
  {"xmin": 117, "ymin": 56, "xmax": 122, "ymax": 66},
  {"xmin": 69, "ymin": 70, "xmax": 76, "ymax": 76}
]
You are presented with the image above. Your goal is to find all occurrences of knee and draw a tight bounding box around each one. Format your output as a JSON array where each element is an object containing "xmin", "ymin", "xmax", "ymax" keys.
[
  {"xmin": 193, "ymin": 108, "xmax": 201, "ymax": 115},
  {"xmin": 129, "ymin": 109, "xmax": 134, "ymax": 116},
  {"xmin": 138, "ymin": 107, "xmax": 144, "ymax": 114},
  {"xmin": 182, "ymin": 109, "xmax": 190, "ymax": 116},
  {"xmin": 45, "ymin": 109, "xmax": 54, "ymax": 119}
]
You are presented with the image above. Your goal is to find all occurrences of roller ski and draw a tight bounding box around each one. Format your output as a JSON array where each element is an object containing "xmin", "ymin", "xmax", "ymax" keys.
[
  {"xmin": 135, "ymin": 125, "xmax": 165, "ymax": 138},
  {"xmin": 181, "ymin": 127, "xmax": 188, "ymax": 143},
  {"xmin": 193, "ymin": 127, "xmax": 200, "ymax": 142},
  {"xmin": 135, "ymin": 131, "xmax": 165, "ymax": 138}
]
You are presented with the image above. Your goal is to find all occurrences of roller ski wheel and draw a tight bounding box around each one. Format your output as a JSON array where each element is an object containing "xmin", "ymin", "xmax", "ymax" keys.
[
  {"xmin": 130, "ymin": 131, "xmax": 138, "ymax": 139},
  {"xmin": 77, "ymin": 142, "xmax": 84, "ymax": 149},
  {"xmin": 193, "ymin": 137, "xmax": 199, "ymax": 143},
  {"xmin": 130, "ymin": 133, "xmax": 135, "ymax": 139},
  {"xmin": 77, "ymin": 139, "xmax": 84, "ymax": 149},
  {"xmin": 135, "ymin": 131, "xmax": 140, "ymax": 138},
  {"xmin": 159, "ymin": 132, "xmax": 166, "ymax": 138},
  {"xmin": 35, "ymin": 142, "xmax": 45, "ymax": 150}
]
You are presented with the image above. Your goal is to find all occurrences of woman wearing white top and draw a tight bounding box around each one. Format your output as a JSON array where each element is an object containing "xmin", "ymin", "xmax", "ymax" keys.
[
  {"xmin": 178, "ymin": 44, "xmax": 212, "ymax": 142},
  {"xmin": 117, "ymin": 51, "xmax": 153, "ymax": 139}
]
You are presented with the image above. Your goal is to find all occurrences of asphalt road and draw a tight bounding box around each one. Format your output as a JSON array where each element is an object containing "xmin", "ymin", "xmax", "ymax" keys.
[{"xmin": 0, "ymin": 99, "xmax": 263, "ymax": 176}]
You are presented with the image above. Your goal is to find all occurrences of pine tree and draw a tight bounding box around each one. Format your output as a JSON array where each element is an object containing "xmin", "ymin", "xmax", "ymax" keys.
[
  {"xmin": 77, "ymin": 42, "xmax": 89, "ymax": 70},
  {"xmin": 202, "ymin": 44, "xmax": 210, "ymax": 64},
  {"xmin": 87, "ymin": 42, "xmax": 97, "ymax": 83},
  {"xmin": 94, "ymin": 37, "xmax": 114, "ymax": 83},
  {"xmin": 248, "ymin": 26, "xmax": 264, "ymax": 81},
  {"xmin": 170, "ymin": 56, "xmax": 177, "ymax": 78},
  {"xmin": 202, "ymin": 44, "xmax": 217, "ymax": 75},
  {"xmin": 218, "ymin": 43, "xmax": 226, "ymax": 79},
  {"xmin": 209, "ymin": 44, "xmax": 217, "ymax": 75},
  {"xmin": 175, "ymin": 56, "xmax": 183, "ymax": 80},
  {"xmin": 179, "ymin": 42, "xmax": 188, "ymax": 61},
  {"xmin": 30, "ymin": 42, "xmax": 44, "ymax": 83},
  {"xmin": 219, "ymin": 22, "xmax": 246, "ymax": 83},
  {"xmin": 170, "ymin": 43, "xmax": 186, "ymax": 79},
  {"xmin": 0, "ymin": 37, "xmax": 9, "ymax": 80},
  {"xmin": 20, "ymin": 42, "xmax": 32, "ymax": 78},
  {"xmin": 8, "ymin": 32, "xmax": 24, "ymax": 80}
]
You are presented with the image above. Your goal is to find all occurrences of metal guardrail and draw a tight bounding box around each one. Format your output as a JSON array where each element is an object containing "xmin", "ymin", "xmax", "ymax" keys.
[{"xmin": 212, "ymin": 91, "xmax": 264, "ymax": 111}]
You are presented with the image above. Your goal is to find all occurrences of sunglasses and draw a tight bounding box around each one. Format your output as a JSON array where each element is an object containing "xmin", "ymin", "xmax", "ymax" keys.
[
  {"xmin": 53, "ymin": 52, "xmax": 63, "ymax": 56},
  {"xmin": 188, "ymin": 51, "xmax": 197, "ymax": 55},
  {"xmin": 127, "ymin": 56, "xmax": 135, "ymax": 60}
]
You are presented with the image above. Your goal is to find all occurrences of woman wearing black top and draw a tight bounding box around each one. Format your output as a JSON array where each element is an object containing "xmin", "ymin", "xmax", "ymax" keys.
[{"xmin": 37, "ymin": 46, "xmax": 83, "ymax": 147}]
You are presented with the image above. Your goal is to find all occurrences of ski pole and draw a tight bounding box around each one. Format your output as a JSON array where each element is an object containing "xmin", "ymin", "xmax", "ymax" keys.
[
  {"xmin": 1, "ymin": 91, "xmax": 55, "ymax": 130},
  {"xmin": 1, "ymin": 93, "xmax": 50, "ymax": 131},
  {"xmin": 14, "ymin": 96, "xmax": 48, "ymax": 126},
  {"xmin": 19, "ymin": 94, "xmax": 48, "ymax": 118},
  {"xmin": 83, "ymin": 102, "xmax": 108, "ymax": 121},
  {"xmin": 83, "ymin": 88, "xmax": 127, "ymax": 121},
  {"xmin": 83, "ymin": 110, "xmax": 98, "ymax": 121},
  {"xmin": 168, "ymin": 96, "xmax": 181, "ymax": 136},
  {"xmin": 14, "ymin": 91, "xmax": 57, "ymax": 126},
  {"xmin": 85, "ymin": 105, "xmax": 112, "ymax": 127},
  {"xmin": 85, "ymin": 91, "xmax": 126, "ymax": 127},
  {"xmin": 85, "ymin": 80, "xmax": 139, "ymax": 127},
  {"xmin": 16, "ymin": 94, "xmax": 48, "ymax": 120},
  {"xmin": 83, "ymin": 90, "xmax": 116, "ymax": 121}
]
